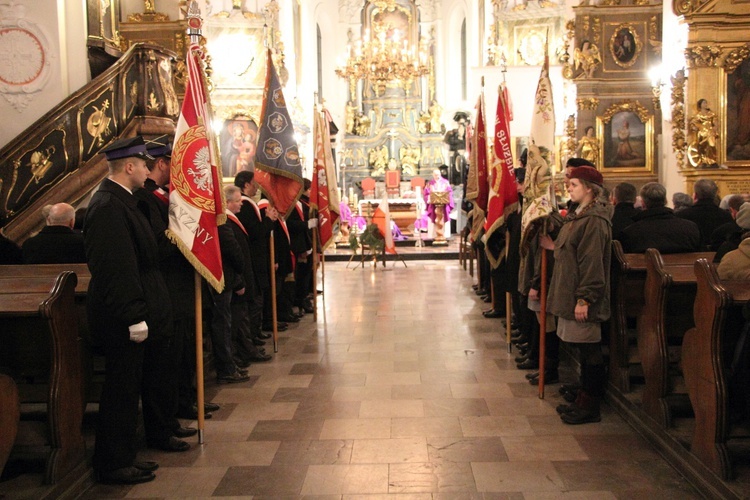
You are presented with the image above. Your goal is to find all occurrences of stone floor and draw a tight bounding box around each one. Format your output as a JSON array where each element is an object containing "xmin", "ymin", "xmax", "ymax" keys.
[{"xmin": 6, "ymin": 260, "xmax": 702, "ymax": 499}]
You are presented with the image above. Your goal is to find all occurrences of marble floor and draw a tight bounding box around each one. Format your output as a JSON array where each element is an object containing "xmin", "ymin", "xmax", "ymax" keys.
[{"xmin": 38, "ymin": 261, "xmax": 704, "ymax": 498}]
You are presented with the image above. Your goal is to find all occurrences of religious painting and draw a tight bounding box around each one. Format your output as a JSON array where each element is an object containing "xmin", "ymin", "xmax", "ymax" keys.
[
  {"xmin": 725, "ymin": 57, "xmax": 750, "ymax": 163},
  {"xmin": 219, "ymin": 118, "xmax": 259, "ymax": 179},
  {"xmin": 608, "ymin": 24, "xmax": 641, "ymax": 69},
  {"xmin": 596, "ymin": 102, "xmax": 654, "ymax": 175}
]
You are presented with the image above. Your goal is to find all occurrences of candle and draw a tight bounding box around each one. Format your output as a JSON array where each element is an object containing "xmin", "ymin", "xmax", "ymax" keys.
[{"xmin": 349, "ymin": 187, "xmax": 354, "ymax": 200}]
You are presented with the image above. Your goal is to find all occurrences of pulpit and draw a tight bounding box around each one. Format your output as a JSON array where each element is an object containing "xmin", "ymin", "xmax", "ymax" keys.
[{"xmin": 429, "ymin": 191, "xmax": 450, "ymax": 245}]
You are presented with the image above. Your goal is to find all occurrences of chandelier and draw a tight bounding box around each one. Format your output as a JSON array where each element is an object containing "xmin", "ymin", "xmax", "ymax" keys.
[{"xmin": 335, "ymin": 20, "xmax": 429, "ymax": 97}]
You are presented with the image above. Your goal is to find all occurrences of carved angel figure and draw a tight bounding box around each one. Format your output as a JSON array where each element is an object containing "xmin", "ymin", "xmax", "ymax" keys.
[
  {"xmin": 368, "ymin": 145, "xmax": 389, "ymax": 174},
  {"xmin": 399, "ymin": 146, "xmax": 421, "ymax": 176},
  {"xmin": 573, "ymin": 40, "xmax": 602, "ymax": 79}
]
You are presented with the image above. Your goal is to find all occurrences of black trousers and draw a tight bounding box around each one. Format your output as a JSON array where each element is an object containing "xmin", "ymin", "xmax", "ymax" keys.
[
  {"xmin": 176, "ymin": 318, "xmax": 197, "ymax": 415},
  {"xmin": 142, "ymin": 333, "xmax": 181, "ymax": 443},
  {"xmin": 294, "ymin": 258, "xmax": 312, "ymax": 307},
  {"xmin": 231, "ymin": 299, "xmax": 262, "ymax": 362},
  {"xmin": 93, "ymin": 330, "xmax": 144, "ymax": 473}
]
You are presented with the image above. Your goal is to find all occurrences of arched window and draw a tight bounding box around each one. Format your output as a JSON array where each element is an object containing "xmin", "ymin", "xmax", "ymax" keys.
[
  {"xmin": 461, "ymin": 19, "xmax": 467, "ymax": 100},
  {"xmin": 317, "ymin": 24, "xmax": 323, "ymax": 99}
]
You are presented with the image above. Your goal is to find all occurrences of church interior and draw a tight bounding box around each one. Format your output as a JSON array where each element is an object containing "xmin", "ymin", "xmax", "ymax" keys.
[{"xmin": 1, "ymin": 0, "xmax": 750, "ymax": 498}]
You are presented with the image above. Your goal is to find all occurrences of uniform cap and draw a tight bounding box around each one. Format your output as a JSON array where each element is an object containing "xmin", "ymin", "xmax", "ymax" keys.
[
  {"xmin": 102, "ymin": 136, "xmax": 154, "ymax": 161},
  {"xmin": 145, "ymin": 134, "xmax": 173, "ymax": 158}
]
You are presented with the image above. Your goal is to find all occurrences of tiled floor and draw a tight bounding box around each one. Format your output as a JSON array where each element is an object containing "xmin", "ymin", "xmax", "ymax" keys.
[{"xmin": 15, "ymin": 260, "xmax": 703, "ymax": 499}]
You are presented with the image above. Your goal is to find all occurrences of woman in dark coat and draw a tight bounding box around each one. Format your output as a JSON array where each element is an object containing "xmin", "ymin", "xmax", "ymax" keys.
[{"xmin": 540, "ymin": 166, "xmax": 611, "ymax": 425}]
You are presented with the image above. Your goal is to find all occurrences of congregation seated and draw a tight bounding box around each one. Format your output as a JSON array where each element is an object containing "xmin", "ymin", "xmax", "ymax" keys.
[
  {"xmin": 672, "ymin": 191, "xmax": 693, "ymax": 214},
  {"xmin": 717, "ymin": 231, "xmax": 750, "ymax": 280},
  {"xmin": 22, "ymin": 202, "xmax": 86, "ymax": 264},
  {"xmin": 677, "ymin": 178, "xmax": 734, "ymax": 250},
  {"xmin": 609, "ymin": 182, "xmax": 638, "ymax": 240},
  {"xmin": 712, "ymin": 198, "xmax": 750, "ymax": 262},
  {"xmin": 619, "ymin": 182, "xmax": 701, "ymax": 254}
]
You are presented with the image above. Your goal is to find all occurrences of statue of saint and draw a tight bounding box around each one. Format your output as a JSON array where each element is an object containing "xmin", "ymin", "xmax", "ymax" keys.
[
  {"xmin": 345, "ymin": 101, "xmax": 357, "ymax": 135},
  {"xmin": 575, "ymin": 126, "xmax": 600, "ymax": 166},
  {"xmin": 573, "ymin": 40, "xmax": 602, "ymax": 79},
  {"xmin": 428, "ymin": 101, "xmax": 443, "ymax": 134},
  {"xmin": 355, "ymin": 112, "xmax": 371, "ymax": 136},
  {"xmin": 688, "ymin": 98, "xmax": 719, "ymax": 168},
  {"xmin": 444, "ymin": 111, "xmax": 469, "ymax": 184}
]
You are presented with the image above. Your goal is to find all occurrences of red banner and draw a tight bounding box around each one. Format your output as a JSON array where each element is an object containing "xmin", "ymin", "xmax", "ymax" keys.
[
  {"xmin": 484, "ymin": 84, "xmax": 518, "ymax": 268},
  {"xmin": 166, "ymin": 43, "xmax": 224, "ymax": 292},
  {"xmin": 465, "ymin": 94, "xmax": 488, "ymax": 212},
  {"xmin": 311, "ymin": 110, "xmax": 340, "ymax": 250}
]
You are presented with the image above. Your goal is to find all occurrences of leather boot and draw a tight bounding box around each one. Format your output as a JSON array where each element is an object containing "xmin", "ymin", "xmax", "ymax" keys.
[{"xmin": 560, "ymin": 390, "xmax": 601, "ymax": 424}]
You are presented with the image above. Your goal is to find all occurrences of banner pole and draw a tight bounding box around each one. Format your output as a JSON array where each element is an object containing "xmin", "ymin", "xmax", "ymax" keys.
[
  {"xmin": 269, "ymin": 230, "xmax": 278, "ymax": 353},
  {"xmin": 194, "ymin": 271, "xmax": 205, "ymax": 443},
  {"xmin": 312, "ymin": 225, "xmax": 318, "ymax": 321},
  {"xmin": 539, "ymin": 248, "xmax": 548, "ymax": 399}
]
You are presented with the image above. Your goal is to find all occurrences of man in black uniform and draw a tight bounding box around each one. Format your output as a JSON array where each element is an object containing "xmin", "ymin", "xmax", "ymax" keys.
[
  {"xmin": 135, "ymin": 135, "xmax": 203, "ymax": 450},
  {"xmin": 84, "ymin": 136, "xmax": 172, "ymax": 484},
  {"xmin": 234, "ymin": 171, "xmax": 284, "ymax": 333}
]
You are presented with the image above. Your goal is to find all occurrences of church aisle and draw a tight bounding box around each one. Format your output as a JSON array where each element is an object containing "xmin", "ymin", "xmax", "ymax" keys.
[{"xmin": 82, "ymin": 261, "xmax": 699, "ymax": 499}]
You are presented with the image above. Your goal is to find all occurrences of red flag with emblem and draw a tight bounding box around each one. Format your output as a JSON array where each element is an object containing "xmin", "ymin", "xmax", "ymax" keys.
[
  {"xmin": 254, "ymin": 49, "xmax": 304, "ymax": 218},
  {"xmin": 166, "ymin": 42, "xmax": 224, "ymax": 292},
  {"xmin": 311, "ymin": 110, "xmax": 340, "ymax": 250},
  {"xmin": 484, "ymin": 83, "xmax": 518, "ymax": 268},
  {"xmin": 465, "ymin": 94, "xmax": 488, "ymax": 212}
]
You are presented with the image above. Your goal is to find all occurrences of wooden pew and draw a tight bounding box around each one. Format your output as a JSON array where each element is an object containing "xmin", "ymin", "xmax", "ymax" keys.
[
  {"xmin": 609, "ymin": 241, "xmax": 647, "ymax": 392},
  {"xmin": 609, "ymin": 242, "xmax": 713, "ymax": 395},
  {"xmin": 0, "ymin": 271, "xmax": 85, "ymax": 484},
  {"xmin": 0, "ymin": 374, "xmax": 19, "ymax": 478},
  {"xmin": 682, "ymin": 259, "xmax": 750, "ymax": 480},
  {"xmin": 638, "ymin": 248, "xmax": 716, "ymax": 428}
]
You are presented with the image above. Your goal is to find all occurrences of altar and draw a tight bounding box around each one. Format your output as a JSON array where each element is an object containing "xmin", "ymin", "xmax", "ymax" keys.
[{"xmin": 358, "ymin": 198, "xmax": 420, "ymax": 235}]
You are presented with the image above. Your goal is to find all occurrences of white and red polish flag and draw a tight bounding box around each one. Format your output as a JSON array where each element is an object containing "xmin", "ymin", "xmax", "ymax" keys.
[
  {"xmin": 311, "ymin": 109, "xmax": 340, "ymax": 251},
  {"xmin": 372, "ymin": 192, "xmax": 396, "ymax": 255},
  {"xmin": 166, "ymin": 42, "xmax": 225, "ymax": 292}
]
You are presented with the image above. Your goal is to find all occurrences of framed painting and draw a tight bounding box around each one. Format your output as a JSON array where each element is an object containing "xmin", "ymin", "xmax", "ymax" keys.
[
  {"xmin": 218, "ymin": 117, "xmax": 259, "ymax": 180},
  {"xmin": 609, "ymin": 23, "xmax": 641, "ymax": 69},
  {"xmin": 725, "ymin": 56, "xmax": 750, "ymax": 163},
  {"xmin": 596, "ymin": 101, "xmax": 654, "ymax": 174}
]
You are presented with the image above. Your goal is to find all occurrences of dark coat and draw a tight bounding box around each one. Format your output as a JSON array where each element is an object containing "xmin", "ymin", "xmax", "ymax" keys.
[
  {"xmin": 610, "ymin": 202, "xmax": 639, "ymax": 241},
  {"xmin": 217, "ymin": 224, "xmax": 245, "ymax": 293},
  {"xmin": 84, "ymin": 178, "xmax": 172, "ymax": 340},
  {"xmin": 237, "ymin": 197, "xmax": 274, "ymax": 290},
  {"xmin": 677, "ymin": 199, "xmax": 734, "ymax": 250},
  {"xmin": 134, "ymin": 179, "xmax": 195, "ymax": 318},
  {"xmin": 287, "ymin": 200, "xmax": 311, "ymax": 256},
  {"xmin": 710, "ymin": 221, "xmax": 742, "ymax": 251},
  {"xmin": 548, "ymin": 203, "xmax": 612, "ymax": 323},
  {"xmin": 0, "ymin": 234, "xmax": 22, "ymax": 264},
  {"xmin": 620, "ymin": 207, "xmax": 701, "ymax": 254},
  {"xmin": 22, "ymin": 226, "xmax": 86, "ymax": 264},
  {"xmin": 500, "ymin": 210, "xmax": 522, "ymax": 293},
  {"xmin": 226, "ymin": 214, "xmax": 259, "ymax": 298}
]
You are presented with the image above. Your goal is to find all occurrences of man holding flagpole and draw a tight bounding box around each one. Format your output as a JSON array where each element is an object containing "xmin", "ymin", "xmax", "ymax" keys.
[
  {"xmin": 85, "ymin": 136, "xmax": 171, "ymax": 485},
  {"xmin": 166, "ymin": 3, "xmax": 226, "ymax": 440}
]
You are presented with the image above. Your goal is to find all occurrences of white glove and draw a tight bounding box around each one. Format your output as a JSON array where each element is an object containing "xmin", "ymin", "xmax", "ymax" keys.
[
  {"xmin": 128, "ymin": 321, "xmax": 149, "ymax": 343},
  {"xmin": 308, "ymin": 218, "xmax": 318, "ymax": 228}
]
